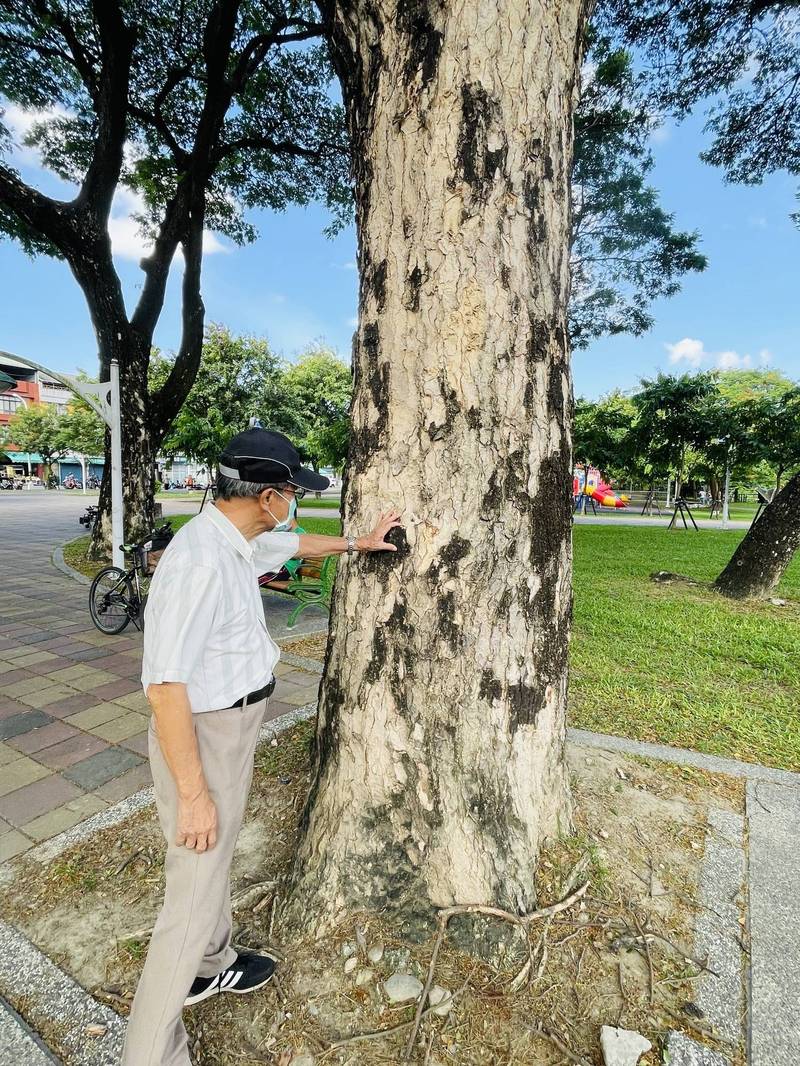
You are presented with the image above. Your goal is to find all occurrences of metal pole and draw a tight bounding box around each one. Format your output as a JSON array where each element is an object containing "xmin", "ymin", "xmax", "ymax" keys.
[
  {"xmin": 110, "ymin": 360, "xmax": 124, "ymax": 570},
  {"xmin": 722, "ymin": 449, "xmax": 731, "ymax": 531}
]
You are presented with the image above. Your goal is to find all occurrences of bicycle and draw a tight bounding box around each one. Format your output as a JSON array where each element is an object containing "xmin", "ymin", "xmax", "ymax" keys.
[{"xmin": 89, "ymin": 524, "xmax": 174, "ymax": 634}]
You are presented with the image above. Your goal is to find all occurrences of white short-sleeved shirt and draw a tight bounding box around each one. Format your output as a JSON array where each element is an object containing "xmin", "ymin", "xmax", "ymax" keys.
[{"xmin": 141, "ymin": 504, "xmax": 300, "ymax": 713}]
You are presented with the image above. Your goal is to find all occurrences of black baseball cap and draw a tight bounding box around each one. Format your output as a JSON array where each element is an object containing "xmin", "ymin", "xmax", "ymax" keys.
[{"xmin": 219, "ymin": 428, "xmax": 330, "ymax": 491}]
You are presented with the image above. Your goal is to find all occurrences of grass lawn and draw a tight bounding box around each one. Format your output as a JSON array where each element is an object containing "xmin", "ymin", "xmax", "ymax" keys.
[
  {"xmin": 278, "ymin": 518, "xmax": 800, "ymax": 771},
  {"xmin": 63, "ymin": 513, "xmax": 799, "ymax": 770},
  {"xmin": 62, "ymin": 514, "xmax": 194, "ymax": 579},
  {"xmin": 570, "ymin": 526, "xmax": 800, "ymax": 771}
]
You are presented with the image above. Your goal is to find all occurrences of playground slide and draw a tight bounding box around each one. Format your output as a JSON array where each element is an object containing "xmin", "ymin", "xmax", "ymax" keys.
[{"xmin": 585, "ymin": 484, "xmax": 628, "ymax": 509}]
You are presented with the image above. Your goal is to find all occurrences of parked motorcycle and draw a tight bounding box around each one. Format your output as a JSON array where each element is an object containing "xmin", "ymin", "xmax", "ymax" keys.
[{"xmin": 79, "ymin": 505, "xmax": 99, "ymax": 529}]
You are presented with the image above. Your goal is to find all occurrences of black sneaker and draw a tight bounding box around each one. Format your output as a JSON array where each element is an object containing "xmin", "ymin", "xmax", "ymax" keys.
[{"xmin": 184, "ymin": 951, "xmax": 276, "ymax": 1006}]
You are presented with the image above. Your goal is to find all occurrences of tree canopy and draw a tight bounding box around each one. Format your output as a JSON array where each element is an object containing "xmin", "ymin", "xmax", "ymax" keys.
[
  {"xmin": 570, "ymin": 33, "xmax": 707, "ymax": 347},
  {"xmin": 597, "ymin": 0, "xmax": 800, "ymax": 209}
]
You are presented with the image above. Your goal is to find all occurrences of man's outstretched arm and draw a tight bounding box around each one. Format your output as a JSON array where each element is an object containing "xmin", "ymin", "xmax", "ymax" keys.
[{"xmin": 294, "ymin": 509, "xmax": 403, "ymax": 558}]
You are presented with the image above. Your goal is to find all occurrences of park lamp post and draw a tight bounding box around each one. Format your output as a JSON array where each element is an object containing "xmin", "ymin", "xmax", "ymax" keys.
[{"xmin": 1, "ymin": 353, "xmax": 124, "ymax": 569}]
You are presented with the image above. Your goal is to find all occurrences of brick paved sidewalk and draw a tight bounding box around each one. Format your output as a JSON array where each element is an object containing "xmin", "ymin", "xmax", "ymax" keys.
[{"xmin": 0, "ymin": 495, "xmax": 323, "ymax": 862}]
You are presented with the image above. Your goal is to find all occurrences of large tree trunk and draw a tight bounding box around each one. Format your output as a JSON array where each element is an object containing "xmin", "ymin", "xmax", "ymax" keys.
[
  {"xmin": 285, "ymin": 0, "xmax": 588, "ymax": 938},
  {"xmin": 715, "ymin": 472, "xmax": 800, "ymax": 598}
]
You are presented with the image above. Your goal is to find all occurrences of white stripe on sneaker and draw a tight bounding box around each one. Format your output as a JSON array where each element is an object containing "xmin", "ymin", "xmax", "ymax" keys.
[{"xmin": 220, "ymin": 970, "xmax": 242, "ymax": 990}]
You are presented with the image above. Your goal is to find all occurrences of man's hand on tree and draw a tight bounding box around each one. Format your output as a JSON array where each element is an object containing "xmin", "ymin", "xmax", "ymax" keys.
[{"xmin": 357, "ymin": 510, "xmax": 403, "ymax": 551}]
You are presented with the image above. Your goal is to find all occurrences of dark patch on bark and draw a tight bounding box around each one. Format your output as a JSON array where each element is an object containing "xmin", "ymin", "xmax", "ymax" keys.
[
  {"xmin": 363, "ymin": 593, "xmax": 415, "ymax": 713},
  {"xmin": 506, "ymin": 681, "xmax": 543, "ymax": 730},
  {"xmin": 465, "ymin": 405, "xmax": 481, "ymax": 430},
  {"xmin": 527, "ymin": 314, "xmax": 550, "ymax": 364},
  {"xmin": 427, "ymin": 370, "xmax": 462, "ymax": 441},
  {"xmin": 372, "ymin": 258, "xmax": 387, "ymax": 312},
  {"xmin": 547, "ymin": 362, "xmax": 565, "ymax": 422},
  {"xmin": 479, "ymin": 670, "xmax": 503, "ymax": 703},
  {"xmin": 396, "ymin": 0, "xmax": 443, "ymax": 88},
  {"xmin": 426, "ymin": 533, "xmax": 471, "ymax": 586},
  {"xmin": 500, "ymin": 263, "xmax": 511, "ymax": 290},
  {"xmin": 300, "ymin": 634, "xmax": 343, "ymax": 832},
  {"xmin": 510, "ymin": 446, "xmax": 573, "ymax": 732},
  {"xmin": 348, "ymin": 321, "xmax": 391, "ymax": 477},
  {"xmin": 404, "ymin": 264, "xmax": 424, "ymax": 311},
  {"xmin": 456, "ymin": 83, "xmax": 507, "ymax": 205},
  {"xmin": 437, "ymin": 590, "xmax": 461, "ymax": 651}
]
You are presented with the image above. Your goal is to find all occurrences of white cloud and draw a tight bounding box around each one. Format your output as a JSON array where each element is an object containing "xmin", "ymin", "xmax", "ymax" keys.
[
  {"xmin": 346, "ymin": 316, "xmax": 358, "ymax": 328},
  {"xmin": 665, "ymin": 336, "xmax": 763, "ymax": 372},
  {"xmin": 716, "ymin": 350, "xmax": 751, "ymax": 370},
  {"xmin": 3, "ymin": 105, "xmax": 227, "ymax": 262},
  {"xmin": 108, "ymin": 186, "xmax": 227, "ymax": 262},
  {"xmin": 666, "ymin": 337, "xmax": 705, "ymax": 367},
  {"xmin": 331, "ymin": 260, "xmax": 357, "ymax": 271},
  {"xmin": 2, "ymin": 102, "xmax": 73, "ymax": 168}
]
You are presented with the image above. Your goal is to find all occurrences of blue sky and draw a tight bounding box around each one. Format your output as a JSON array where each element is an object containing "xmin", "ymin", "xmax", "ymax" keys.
[{"xmin": 0, "ymin": 103, "xmax": 798, "ymax": 400}]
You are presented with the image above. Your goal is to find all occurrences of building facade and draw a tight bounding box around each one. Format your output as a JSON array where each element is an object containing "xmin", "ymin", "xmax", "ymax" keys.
[{"xmin": 0, "ymin": 353, "xmax": 102, "ymax": 480}]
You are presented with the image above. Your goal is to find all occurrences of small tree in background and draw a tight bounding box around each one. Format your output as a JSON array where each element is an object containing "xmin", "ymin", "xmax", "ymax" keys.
[
  {"xmin": 153, "ymin": 324, "xmax": 306, "ymax": 475},
  {"xmin": 630, "ymin": 372, "xmax": 718, "ymax": 497},
  {"xmin": 573, "ymin": 392, "xmax": 636, "ymax": 481},
  {"xmin": 57, "ymin": 397, "xmax": 106, "ymax": 459},
  {"xmin": 281, "ymin": 347, "xmax": 351, "ymax": 471}
]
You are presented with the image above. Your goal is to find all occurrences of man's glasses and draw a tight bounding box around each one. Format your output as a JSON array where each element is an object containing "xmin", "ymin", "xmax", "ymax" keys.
[{"xmin": 286, "ymin": 485, "xmax": 306, "ymax": 500}]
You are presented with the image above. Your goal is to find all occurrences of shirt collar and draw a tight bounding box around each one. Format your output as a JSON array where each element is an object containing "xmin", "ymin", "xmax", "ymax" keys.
[{"xmin": 203, "ymin": 503, "xmax": 254, "ymax": 563}]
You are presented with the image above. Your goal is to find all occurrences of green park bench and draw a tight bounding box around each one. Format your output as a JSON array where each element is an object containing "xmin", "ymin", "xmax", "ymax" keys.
[{"xmin": 260, "ymin": 554, "xmax": 338, "ymax": 628}]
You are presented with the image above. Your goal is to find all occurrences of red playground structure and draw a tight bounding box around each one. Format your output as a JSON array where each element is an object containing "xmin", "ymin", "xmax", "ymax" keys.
[{"xmin": 573, "ymin": 465, "xmax": 629, "ymax": 510}]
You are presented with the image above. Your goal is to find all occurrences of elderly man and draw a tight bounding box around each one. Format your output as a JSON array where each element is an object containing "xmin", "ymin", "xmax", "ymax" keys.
[{"xmin": 122, "ymin": 427, "xmax": 401, "ymax": 1066}]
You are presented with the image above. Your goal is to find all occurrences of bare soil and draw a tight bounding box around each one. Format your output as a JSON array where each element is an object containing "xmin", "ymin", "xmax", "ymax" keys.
[{"xmin": 0, "ymin": 724, "xmax": 745, "ymax": 1066}]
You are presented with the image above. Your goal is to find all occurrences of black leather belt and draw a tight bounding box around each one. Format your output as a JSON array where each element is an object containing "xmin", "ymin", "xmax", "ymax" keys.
[{"xmin": 231, "ymin": 676, "xmax": 276, "ymax": 708}]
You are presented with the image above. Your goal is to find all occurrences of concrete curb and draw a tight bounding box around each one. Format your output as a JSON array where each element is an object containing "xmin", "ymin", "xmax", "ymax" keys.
[
  {"xmin": 0, "ymin": 995, "xmax": 62, "ymax": 1065},
  {"xmin": 51, "ymin": 541, "xmax": 92, "ymax": 587},
  {"xmin": 695, "ymin": 809, "xmax": 746, "ymax": 1049},
  {"xmin": 568, "ymin": 728, "xmax": 800, "ymax": 787},
  {"xmin": 0, "ymin": 923, "xmax": 124, "ymax": 1066}
]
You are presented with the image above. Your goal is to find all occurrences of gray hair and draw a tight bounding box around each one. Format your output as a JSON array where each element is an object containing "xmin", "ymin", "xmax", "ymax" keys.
[{"xmin": 215, "ymin": 472, "xmax": 289, "ymax": 501}]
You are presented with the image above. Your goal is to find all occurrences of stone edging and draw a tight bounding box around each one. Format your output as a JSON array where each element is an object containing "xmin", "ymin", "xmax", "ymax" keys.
[
  {"xmin": 51, "ymin": 541, "xmax": 92, "ymax": 587},
  {"xmin": 568, "ymin": 727, "xmax": 800, "ymax": 788}
]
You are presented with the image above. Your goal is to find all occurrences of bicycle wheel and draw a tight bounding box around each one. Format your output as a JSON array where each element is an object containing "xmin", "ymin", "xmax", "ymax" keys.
[{"xmin": 89, "ymin": 567, "xmax": 135, "ymax": 634}]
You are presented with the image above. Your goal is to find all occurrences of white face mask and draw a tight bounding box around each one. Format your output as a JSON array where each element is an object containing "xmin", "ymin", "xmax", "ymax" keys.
[{"xmin": 265, "ymin": 489, "xmax": 296, "ymax": 532}]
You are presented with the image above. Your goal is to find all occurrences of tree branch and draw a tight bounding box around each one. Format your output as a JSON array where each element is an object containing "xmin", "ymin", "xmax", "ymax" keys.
[
  {"xmin": 75, "ymin": 0, "xmax": 136, "ymax": 220},
  {"xmin": 150, "ymin": 214, "xmax": 206, "ymax": 438},
  {"xmin": 0, "ymin": 163, "xmax": 75, "ymax": 252},
  {"xmin": 28, "ymin": 0, "xmax": 100, "ymax": 100},
  {"xmin": 213, "ymin": 135, "xmax": 337, "ymax": 164}
]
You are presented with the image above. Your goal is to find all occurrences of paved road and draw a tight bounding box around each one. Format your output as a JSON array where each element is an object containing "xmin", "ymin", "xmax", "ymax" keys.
[{"xmin": 0, "ymin": 491, "xmax": 325, "ymax": 863}]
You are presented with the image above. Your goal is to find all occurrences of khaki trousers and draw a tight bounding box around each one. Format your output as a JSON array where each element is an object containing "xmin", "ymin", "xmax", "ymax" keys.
[{"xmin": 121, "ymin": 695, "xmax": 269, "ymax": 1066}]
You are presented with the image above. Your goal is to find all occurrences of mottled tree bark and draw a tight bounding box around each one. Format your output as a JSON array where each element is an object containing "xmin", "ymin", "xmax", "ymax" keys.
[
  {"xmin": 285, "ymin": 0, "xmax": 589, "ymax": 937},
  {"xmin": 715, "ymin": 472, "xmax": 800, "ymax": 598}
]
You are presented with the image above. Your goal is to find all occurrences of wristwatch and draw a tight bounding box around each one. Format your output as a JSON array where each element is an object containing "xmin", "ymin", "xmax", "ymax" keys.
[{"xmin": 346, "ymin": 535, "xmax": 357, "ymax": 554}]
